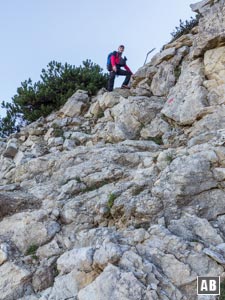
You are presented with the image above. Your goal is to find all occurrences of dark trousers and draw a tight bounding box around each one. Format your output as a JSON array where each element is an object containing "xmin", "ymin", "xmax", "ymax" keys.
[{"xmin": 107, "ymin": 68, "xmax": 132, "ymax": 91}]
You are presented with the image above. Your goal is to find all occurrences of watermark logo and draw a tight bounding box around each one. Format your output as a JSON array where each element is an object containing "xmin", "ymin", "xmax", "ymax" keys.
[{"xmin": 197, "ymin": 276, "xmax": 220, "ymax": 295}]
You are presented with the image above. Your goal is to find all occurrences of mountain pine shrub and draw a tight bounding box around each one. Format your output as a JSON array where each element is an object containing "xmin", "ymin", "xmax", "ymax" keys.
[
  {"xmin": 0, "ymin": 60, "xmax": 108, "ymax": 137},
  {"xmin": 170, "ymin": 14, "xmax": 200, "ymax": 43}
]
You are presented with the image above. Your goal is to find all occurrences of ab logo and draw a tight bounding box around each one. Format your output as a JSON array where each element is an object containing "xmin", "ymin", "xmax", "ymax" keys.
[{"xmin": 197, "ymin": 276, "xmax": 220, "ymax": 295}]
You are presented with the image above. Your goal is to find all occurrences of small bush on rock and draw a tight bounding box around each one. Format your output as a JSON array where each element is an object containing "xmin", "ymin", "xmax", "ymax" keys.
[
  {"xmin": 25, "ymin": 244, "xmax": 38, "ymax": 256},
  {"xmin": 170, "ymin": 15, "xmax": 200, "ymax": 42},
  {"xmin": 107, "ymin": 192, "xmax": 117, "ymax": 209}
]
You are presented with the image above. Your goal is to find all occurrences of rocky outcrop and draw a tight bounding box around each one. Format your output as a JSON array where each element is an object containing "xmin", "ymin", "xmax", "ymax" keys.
[{"xmin": 2, "ymin": 0, "xmax": 225, "ymax": 299}]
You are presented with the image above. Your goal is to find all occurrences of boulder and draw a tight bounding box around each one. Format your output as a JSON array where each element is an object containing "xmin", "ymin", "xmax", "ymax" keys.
[
  {"xmin": 78, "ymin": 264, "xmax": 146, "ymax": 300},
  {"xmin": 161, "ymin": 59, "xmax": 208, "ymax": 125},
  {"xmin": 59, "ymin": 90, "xmax": 89, "ymax": 117},
  {"xmin": 0, "ymin": 262, "xmax": 31, "ymax": 300}
]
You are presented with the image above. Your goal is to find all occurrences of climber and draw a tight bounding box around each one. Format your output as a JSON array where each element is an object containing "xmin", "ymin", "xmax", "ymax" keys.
[{"xmin": 107, "ymin": 45, "xmax": 133, "ymax": 92}]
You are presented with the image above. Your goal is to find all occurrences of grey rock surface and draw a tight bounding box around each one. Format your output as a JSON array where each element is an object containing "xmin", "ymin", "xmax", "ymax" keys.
[{"xmin": 1, "ymin": 1, "xmax": 225, "ymax": 299}]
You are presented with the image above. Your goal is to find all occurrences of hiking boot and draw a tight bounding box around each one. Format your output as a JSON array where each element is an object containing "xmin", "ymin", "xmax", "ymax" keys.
[{"xmin": 121, "ymin": 85, "xmax": 130, "ymax": 89}]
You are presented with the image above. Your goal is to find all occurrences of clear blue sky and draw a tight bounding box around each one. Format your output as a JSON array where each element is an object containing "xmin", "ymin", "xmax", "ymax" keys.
[{"xmin": 0, "ymin": 0, "xmax": 196, "ymax": 117}]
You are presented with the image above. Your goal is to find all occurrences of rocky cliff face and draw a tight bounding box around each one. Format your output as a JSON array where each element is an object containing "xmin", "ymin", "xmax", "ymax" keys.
[{"xmin": 1, "ymin": 0, "xmax": 225, "ymax": 299}]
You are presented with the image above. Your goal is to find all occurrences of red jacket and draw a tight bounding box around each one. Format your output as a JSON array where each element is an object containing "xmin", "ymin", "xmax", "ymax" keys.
[{"xmin": 111, "ymin": 52, "xmax": 132, "ymax": 74}]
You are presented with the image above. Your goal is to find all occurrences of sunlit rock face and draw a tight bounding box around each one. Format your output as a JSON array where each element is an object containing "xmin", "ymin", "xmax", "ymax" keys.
[{"xmin": 1, "ymin": 1, "xmax": 225, "ymax": 299}]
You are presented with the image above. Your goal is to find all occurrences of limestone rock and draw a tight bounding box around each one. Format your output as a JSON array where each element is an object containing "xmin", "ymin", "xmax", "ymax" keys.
[
  {"xmin": 3, "ymin": 138, "xmax": 18, "ymax": 158},
  {"xmin": 0, "ymin": 210, "xmax": 60, "ymax": 253},
  {"xmin": 203, "ymin": 248, "xmax": 225, "ymax": 264},
  {"xmin": 93, "ymin": 96, "xmax": 164, "ymax": 142},
  {"xmin": 191, "ymin": 0, "xmax": 225, "ymax": 57},
  {"xmin": 78, "ymin": 264, "xmax": 146, "ymax": 300},
  {"xmin": 131, "ymin": 78, "xmax": 152, "ymax": 96},
  {"xmin": 36, "ymin": 239, "xmax": 63, "ymax": 259},
  {"xmin": 191, "ymin": 0, "xmax": 218, "ymax": 14},
  {"xmin": 168, "ymin": 214, "xmax": 223, "ymax": 245},
  {"xmin": 151, "ymin": 47, "xmax": 176, "ymax": 66},
  {"xmin": 152, "ymin": 152, "xmax": 218, "ymax": 220},
  {"xmin": 151, "ymin": 62, "xmax": 176, "ymax": 96},
  {"xmin": 164, "ymin": 34, "xmax": 193, "ymax": 50},
  {"xmin": 140, "ymin": 116, "xmax": 170, "ymax": 140},
  {"xmin": 32, "ymin": 259, "xmax": 56, "ymax": 292},
  {"xmin": 0, "ymin": 191, "xmax": 41, "ymax": 221},
  {"xmin": 161, "ymin": 59, "xmax": 208, "ymax": 125},
  {"xmin": 0, "ymin": 262, "xmax": 31, "ymax": 300},
  {"xmin": 204, "ymin": 46, "xmax": 225, "ymax": 105},
  {"xmin": 133, "ymin": 64, "xmax": 157, "ymax": 79},
  {"xmin": 184, "ymin": 189, "xmax": 225, "ymax": 220},
  {"xmin": 0, "ymin": 243, "xmax": 8, "ymax": 265},
  {"xmin": 59, "ymin": 90, "xmax": 89, "ymax": 117},
  {"xmin": 43, "ymin": 273, "xmax": 80, "ymax": 299},
  {"xmin": 43, "ymin": 268, "xmax": 97, "ymax": 300},
  {"xmin": 160, "ymin": 253, "xmax": 196, "ymax": 286},
  {"xmin": 57, "ymin": 247, "xmax": 94, "ymax": 275},
  {"xmin": 93, "ymin": 242, "xmax": 123, "ymax": 269}
]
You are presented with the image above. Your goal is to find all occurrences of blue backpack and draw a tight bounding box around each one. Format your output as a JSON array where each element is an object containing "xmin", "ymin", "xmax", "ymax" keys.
[
  {"xmin": 106, "ymin": 51, "xmax": 117, "ymax": 71},
  {"xmin": 106, "ymin": 51, "xmax": 128, "ymax": 71}
]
